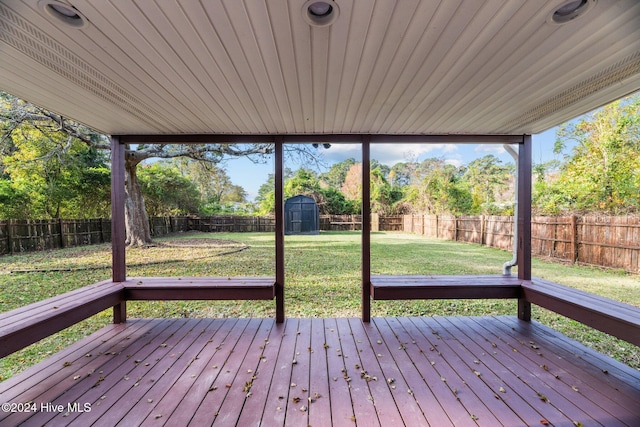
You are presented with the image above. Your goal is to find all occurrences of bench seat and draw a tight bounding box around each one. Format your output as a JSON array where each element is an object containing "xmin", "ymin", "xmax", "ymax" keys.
[
  {"xmin": 0, "ymin": 280, "xmax": 124, "ymax": 358},
  {"xmin": 0, "ymin": 276, "xmax": 276, "ymax": 359},
  {"xmin": 370, "ymin": 274, "xmax": 640, "ymax": 348},
  {"xmin": 371, "ymin": 274, "xmax": 524, "ymax": 300},
  {"xmin": 122, "ymin": 276, "xmax": 276, "ymax": 300},
  {"xmin": 522, "ymin": 278, "xmax": 640, "ymax": 347}
]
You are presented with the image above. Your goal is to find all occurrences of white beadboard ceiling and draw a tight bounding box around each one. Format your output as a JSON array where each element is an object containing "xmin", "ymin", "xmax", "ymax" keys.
[{"xmin": 0, "ymin": 0, "xmax": 639, "ymax": 137}]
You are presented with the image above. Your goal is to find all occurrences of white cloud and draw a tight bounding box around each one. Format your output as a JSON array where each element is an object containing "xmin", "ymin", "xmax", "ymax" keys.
[
  {"xmin": 475, "ymin": 144, "xmax": 506, "ymax": 155},
  {"xmin": 444, "ymin": 155, "xmax": 463, "ymax": 168},
  {"xmin": 370, "ymin": 143, "xmax": 459, "ymax": 165}
]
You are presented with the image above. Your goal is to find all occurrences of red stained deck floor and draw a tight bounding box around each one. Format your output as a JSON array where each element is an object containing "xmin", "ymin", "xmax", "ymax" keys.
[{"xmin": 1, "ymin": 316, "xmax": 639, "ymax": 426}]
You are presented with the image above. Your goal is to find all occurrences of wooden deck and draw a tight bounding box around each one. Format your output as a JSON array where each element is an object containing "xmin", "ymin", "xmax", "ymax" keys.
[{"xmin": 1, "ymin": 316, "xmax": 638, "ymax": 426}]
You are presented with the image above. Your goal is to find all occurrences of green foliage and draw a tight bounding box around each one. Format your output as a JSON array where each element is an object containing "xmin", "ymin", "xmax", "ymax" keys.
[
  {"xmin": 0, "ymin": 178, "xmax": 30, "ymax": 218},
  {"xmin": 460, "ymin": 155, "xmax": 514, "ymax": 214},
  {"xmin": 0, "ymin": 124, "xmax": 110, "ymax": 218},
  {"xmin": 319, "ymin": 158, "xmax": 357, "ymax": 189},
  {"xmin": 535, "ymin": 95, "xmax": 640, "ymax": 214},
  {"xmin": 370, "ymin": 167, "xmax": 403, "ymax": 215},
  {"xmin": 402, "ymin": 158, "xmax": 474, "ymax": 214},
  {"xmin": 138, "ymin": 163, "xmax": 201, "ymax": 216}
]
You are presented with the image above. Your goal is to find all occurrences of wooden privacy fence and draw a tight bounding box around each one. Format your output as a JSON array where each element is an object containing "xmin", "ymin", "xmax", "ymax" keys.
[
  {"xmin": 0, "ymin": 214, "xmax": 381, "ymax": 255},
  {"xmin": 0, "ymin": 219, "xmax": 111, "ymax": 255},
  {"xmin": 2, "ymin": 214, "xmax": 639, "ymax": 273},
  {"xmin": 403, "ymin": 214, "xmax": 640, "ymax": 273}
]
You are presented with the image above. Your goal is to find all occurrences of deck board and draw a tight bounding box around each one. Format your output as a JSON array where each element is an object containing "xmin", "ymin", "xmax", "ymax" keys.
[
  {"xmin": 461, "ymin": 317, "xmax": 631, "ymax": 426},
  {"xmin": 1, "ymin": 316, "xmax": 639, "ymax": 426}
]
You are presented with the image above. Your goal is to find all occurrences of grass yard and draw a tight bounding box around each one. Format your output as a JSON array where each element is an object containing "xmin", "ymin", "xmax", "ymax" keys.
[{"xmin": 1, "ymin": 231, "xmax": 639, "ymax": 381}]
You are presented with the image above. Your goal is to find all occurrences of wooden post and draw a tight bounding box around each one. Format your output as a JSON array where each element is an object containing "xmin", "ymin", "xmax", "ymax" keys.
[
  {"xmin": 518, "ymin": 135, "xmax": 532, "ymax": 321},
  {"xmin": 454, "ymin": 216, "xmax": 459, "ymax": 242},
  {"xmin": 570, "ymin": 215, "xmax": 578, "ymax": 264},
  {"xmin": 7, "ymin": 219, "xmax": 14, "ymax": 255},
  {"xmin": 58, "ymin": 218, "xmax": 65, "ymax": 249},
  {"xmin": 362, "ymin": 136, "xmax": 371, "ymax": 322},
  {"xmin": 275, "ymin": 137, "xmax": 285, "ymax": 323},
  {"xmin": 111, "ymin": 136, "xmax": 127, "ymax": 323}
]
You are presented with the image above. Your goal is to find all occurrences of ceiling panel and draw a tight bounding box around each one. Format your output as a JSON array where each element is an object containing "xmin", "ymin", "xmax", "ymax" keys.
[{"xmin": 0, "ymin": 0, "xmax": 639, "ymax": 137}]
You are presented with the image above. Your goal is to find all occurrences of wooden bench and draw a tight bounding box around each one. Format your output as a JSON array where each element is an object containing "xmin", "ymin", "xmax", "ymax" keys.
[
  {"xmin": 0, "ymin": 280, "xmax": 125, "ymax": 358},
  {"xmin": 370, "ymin": 274, "xmax": 640, "ymax": 347},
  {"xmin": 0, "ymin": 276, "xmax": 276, "ymax": 359},
  {"xmin": 371, "ymin": 275, "xmax": 524, "ymax": 300},
  {"xmin": 522, "ymin": 278, "xmax": 640, "ymax": 347},
  {"xmin": 122, "ymin": 276, "xmax": 276, "ymax": 300}
]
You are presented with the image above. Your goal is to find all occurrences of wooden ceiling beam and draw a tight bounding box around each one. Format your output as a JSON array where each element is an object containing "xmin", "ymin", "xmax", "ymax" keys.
[{"xmin": 115, "ymin": 134, "xmax": 525, "ymax": 145}]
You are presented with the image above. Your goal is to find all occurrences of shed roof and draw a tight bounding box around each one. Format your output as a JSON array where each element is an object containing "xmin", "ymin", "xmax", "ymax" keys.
[{"xmin": 1, "ymin": 0, "xmax": 639, "ymax": 137}]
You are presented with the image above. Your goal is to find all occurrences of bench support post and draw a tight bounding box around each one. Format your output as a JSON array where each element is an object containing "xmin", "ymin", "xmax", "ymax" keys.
[
  {"xmin": 113, "ymin": 302, "xmax": 127, "ymax": 324},
  {"xmin": 517, "ymin": 135, "xmax": 532, "ymax": 320}
]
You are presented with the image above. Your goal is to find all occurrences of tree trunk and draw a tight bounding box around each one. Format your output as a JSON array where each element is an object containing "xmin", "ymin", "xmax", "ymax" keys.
[{"xmin": 124, "ymin": 158, "xmax": 152, "ymax": 246}]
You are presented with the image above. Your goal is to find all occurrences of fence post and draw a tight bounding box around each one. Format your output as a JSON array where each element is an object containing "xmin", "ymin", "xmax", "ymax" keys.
[
  {"xmin": 570, "ymin": 215, "xmax": 578, "ymax": 264},
  {"xmin": 7, "ymin": 219, "xmax": 14, "ymax": 254},
  {"xmin": 59, "ymin": 218, "xmax": 65, "ymax": 249},
  {"xmin": 454, "ymin": 216, "xmax": 459, "ymax": 242}
]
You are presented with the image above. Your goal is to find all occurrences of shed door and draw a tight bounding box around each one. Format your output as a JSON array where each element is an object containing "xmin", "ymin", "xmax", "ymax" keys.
[
  {"xmin": 289, "ymin": 200, "xmax": 316, "ymax": 233},
  {"xmin": 291, "ymin": 208, "xmax": 302, "ymax": 233}
]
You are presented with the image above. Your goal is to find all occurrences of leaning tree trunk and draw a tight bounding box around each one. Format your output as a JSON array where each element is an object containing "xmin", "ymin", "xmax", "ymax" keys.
[{"xmin": 124, "ymin": 158, "xmax": 152, "ymax": 247}]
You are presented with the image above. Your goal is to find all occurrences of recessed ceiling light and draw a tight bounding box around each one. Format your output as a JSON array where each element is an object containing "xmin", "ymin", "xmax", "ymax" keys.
[
  {"xmin": 303, "ymin": 1, "xmax": 340, "ymax": 27},
  {"xmin": 39, "ymin": 1, "xmax": 88, "ymax": 29},
  {"xmin": 548, "ymin": 0, "xmax": 596, "ymax": 24}
]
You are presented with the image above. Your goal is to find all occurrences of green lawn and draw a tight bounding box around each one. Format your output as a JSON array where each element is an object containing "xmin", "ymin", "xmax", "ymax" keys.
[{"xmin": 1, "ymin": 231, "xmax": 638, "ymax": 381}]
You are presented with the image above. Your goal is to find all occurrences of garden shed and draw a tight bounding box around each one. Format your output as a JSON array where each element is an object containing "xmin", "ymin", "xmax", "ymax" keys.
[
  {"xmin": 285, "ymin": 195, "xmax": 320, "ymax": 235},
  {"xmin": 1, "ymin": 0, "xmax": 640, "ymax": 425}
]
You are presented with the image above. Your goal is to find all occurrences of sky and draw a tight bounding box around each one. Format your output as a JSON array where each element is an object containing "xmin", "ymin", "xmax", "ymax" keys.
[{"xmin": 224, "ymin": 128, "xmax": 563, "ymax": 202}]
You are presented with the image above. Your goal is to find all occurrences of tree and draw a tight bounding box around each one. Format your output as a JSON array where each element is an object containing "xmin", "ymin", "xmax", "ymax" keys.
[
  {"xmin": 370, "ymin": 167, "xmax": 403, "ymax": 214},
  {"xmin": 402, "ymin": 158, "xmax": 473, "ymax": 214},
  {"xmin": 170, "ymin": 159, "xmax": 248, "ymax": 214},
  {"xmin": 0, "ymin": 179, "xmax": 30, "ymax": 219},
  {"xmin": 319, "ymin": 158, "xmax": 357, "ymax": 189},
  {"xmin": 460, "ymin": 155, "xmax": 513, "ymax": 214},
  {"xmin": 138, "ymin": 163, "xmax": 201, "ymax": 217},
  {"xmin": 341, "ymin": 163, "xmax": 362, "ymax": 202},
  {"xmin": 1, "ymin": 92, "xmax": 326, "ymax": 245},
  {"xmin": 537, "ymin": 95, "xmax": 640, "ymax": 214},
  {"xmin": 389, "ymin": 162, "xmax": 417, "ymax": 187},
  {"xmin": 0, "ymin": 97, "xmax": 111, "ymax": 219}
]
